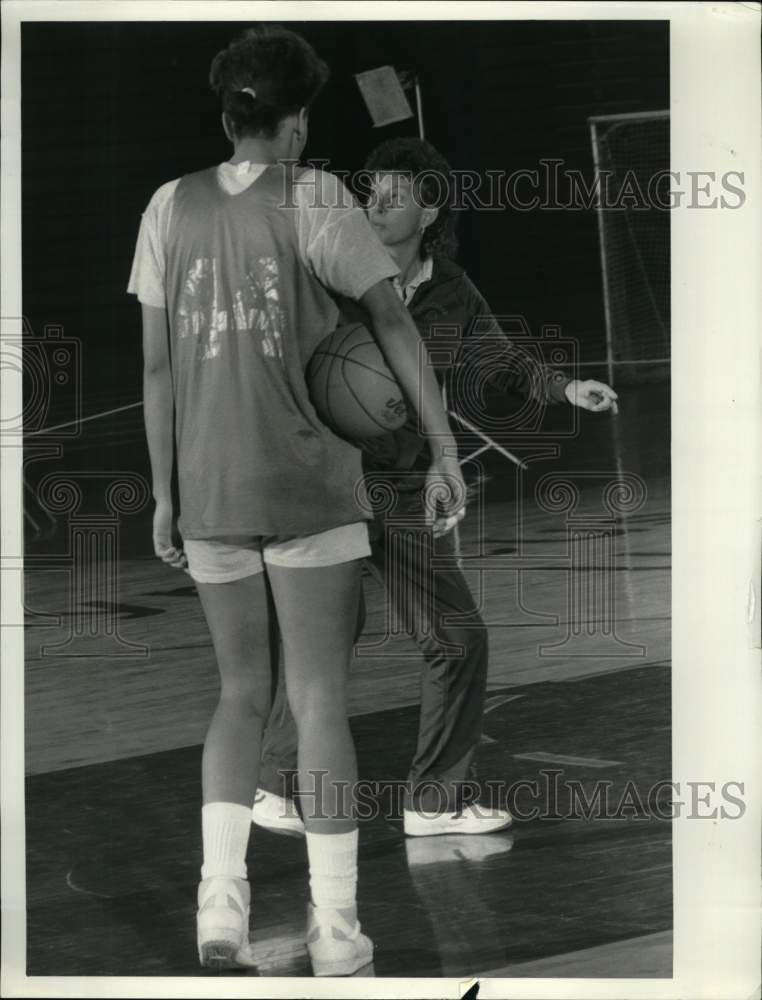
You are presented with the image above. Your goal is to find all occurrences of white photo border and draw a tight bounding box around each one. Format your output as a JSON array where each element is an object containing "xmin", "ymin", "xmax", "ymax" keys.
[{"xmin": 2, "ymin": 2, "xmax": 760, "ymax": 998}]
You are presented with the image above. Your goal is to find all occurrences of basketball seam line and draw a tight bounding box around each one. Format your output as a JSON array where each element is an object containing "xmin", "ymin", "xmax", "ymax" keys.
[
  {"xmin": 341, "ymin": 355, "xmax": 403, "ymax": 433},
  {"xmin": 313, "ymin": 350, "xmax": 399, "ymax": 383}
]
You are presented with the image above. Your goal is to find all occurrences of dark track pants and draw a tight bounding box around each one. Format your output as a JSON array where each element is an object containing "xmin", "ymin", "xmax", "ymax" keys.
[{"xmin": 258, "ymin": 509, "xmax": 489, "ymax": 813}]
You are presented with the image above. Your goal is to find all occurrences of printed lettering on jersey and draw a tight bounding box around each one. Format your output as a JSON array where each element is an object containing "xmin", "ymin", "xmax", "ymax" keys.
[{"xmin": 177, "ymin": 255, "xmax": 285, "ymax": 362}]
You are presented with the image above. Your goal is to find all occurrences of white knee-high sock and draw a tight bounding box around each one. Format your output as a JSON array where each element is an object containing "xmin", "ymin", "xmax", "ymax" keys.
[
  {"xmin": 200, "ymin": 802, "xmax": 252, "ymax": 881},
  {"xmin": 305, "ymin": 829, "xmax": 359, "ymax": 911}
]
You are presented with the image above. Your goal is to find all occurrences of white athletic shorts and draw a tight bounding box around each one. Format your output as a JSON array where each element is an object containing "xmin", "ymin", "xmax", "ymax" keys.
[{"xmin": 184, "ymin": 522, "xmax": 371, "ymax": 584}]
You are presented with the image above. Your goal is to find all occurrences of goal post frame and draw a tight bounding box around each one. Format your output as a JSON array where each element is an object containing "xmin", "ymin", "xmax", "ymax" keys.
[{"xmin": 588, "ymin": 109, "xmax": 669, "ymax": 386}]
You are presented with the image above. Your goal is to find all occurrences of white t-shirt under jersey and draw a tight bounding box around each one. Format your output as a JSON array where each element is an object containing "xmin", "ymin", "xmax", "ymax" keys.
[{"xmin": 128, "ymin": 161, "xmax": 399, "ymax": 307}]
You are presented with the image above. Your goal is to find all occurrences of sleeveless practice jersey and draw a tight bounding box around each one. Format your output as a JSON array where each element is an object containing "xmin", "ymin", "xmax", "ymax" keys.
[{"xmin": 165, "ymin": 164, "xmax": 374, "ymax": 539}]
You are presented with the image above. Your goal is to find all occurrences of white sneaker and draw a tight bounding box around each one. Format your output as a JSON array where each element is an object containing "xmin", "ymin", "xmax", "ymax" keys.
[
  {"xmin": 403, "ymin": 802, "xmax": 513, "ymax": 837},
  {"xmin": 251, "ymin": 789, "xmax": 305, "ymax": 838},
  {"xmin": 306, "ymin": 903, "xmax": 374, "ymax": 977},
  {"xmin": 196, "ymin": 876, "xmax": 257, "ymax": 970}
]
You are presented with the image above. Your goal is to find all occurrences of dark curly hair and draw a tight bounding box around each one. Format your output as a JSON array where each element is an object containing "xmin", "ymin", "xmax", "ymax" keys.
[
  {"xmin": 209, "ymin": 26, "xmax": 330, "ymax": 140},
  {"xmin": 364, "ymin": 138, "xmax": 458, "ymax": 260}
]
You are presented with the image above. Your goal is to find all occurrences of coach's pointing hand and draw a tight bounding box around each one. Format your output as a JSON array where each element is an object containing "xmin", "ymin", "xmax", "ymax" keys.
[{"xmin": 564, "ymin": 379, "xmax": 619, "ymax": 415}]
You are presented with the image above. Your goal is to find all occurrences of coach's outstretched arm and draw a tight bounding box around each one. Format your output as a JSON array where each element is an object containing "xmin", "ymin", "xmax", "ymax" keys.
[
  {"xmin": 461, "ymin": 283, "xmax": 619, "ymax": 414},
  {"xmin": 360, "ymin": 278, "xmax": 466, "ymax": 537}
]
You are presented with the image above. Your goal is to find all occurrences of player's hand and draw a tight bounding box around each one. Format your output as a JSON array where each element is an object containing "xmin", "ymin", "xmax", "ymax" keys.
[
  {"xmin": 425, "ymin": 454, "xmax": 467, "ymax": 538},
  {"xmin": 153, "ymin": 498, "xmax": 187, "ymax": 571},
  {"xmin": 564, "ymin": 379, "xmax": 619, "ymax": 415}
]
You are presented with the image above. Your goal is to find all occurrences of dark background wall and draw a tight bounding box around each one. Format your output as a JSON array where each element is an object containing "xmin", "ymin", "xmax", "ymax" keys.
[{"xmin": 21, "ymin": 18, "xmax": 669, "ymax": 428}]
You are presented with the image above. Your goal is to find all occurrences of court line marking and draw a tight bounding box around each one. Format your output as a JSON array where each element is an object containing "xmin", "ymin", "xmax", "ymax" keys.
[
  {"xmin": 483, "ymin": 694, "xmax": 523, "ymax": 714},
  {"xmin": 26, "ymin": 401, "xmax": 143, "ymax": 436},
  {"xmin": 512, "ymin": 752, "xmax": 625, "ymax": 767},
  {"xmin": 560, "ymin": 659, "xmax": 671, "ymax": 682},
  {"xmin": 567, "ymin": 863, "xmax": 673, "ymax": 886},
  {"xmin": 65, "ymin": 869, "xmax": 114, "ymax": 899},
  {"xmin": 480, "ymin": 695, "xmax": 523, "ymax": 742}
]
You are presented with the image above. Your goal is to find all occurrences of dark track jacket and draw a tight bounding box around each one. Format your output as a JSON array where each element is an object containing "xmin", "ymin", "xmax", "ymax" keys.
[{"xmin": 340, "ymin": 255, "xmax": 572, "ymax": 481}]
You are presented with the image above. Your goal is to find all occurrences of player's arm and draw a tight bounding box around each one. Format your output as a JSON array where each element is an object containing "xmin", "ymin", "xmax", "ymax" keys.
[
  {"xmin": 300, "ymin": 171, "xmax": 465, "ymax": 529},
  {"xmin": 142, "ymin": 304, "xmax": 173, "ymax": 501},
  {"xmin": 359, "ymin": 279, "xmax": 454, "ymax": 447},
  {"xmin": 359, "ymin": 278, "xmax": 466, "ymax": 531},
  {"xmin": 142, "ymin": 304, "xmax": 185, "ymax": 568}
]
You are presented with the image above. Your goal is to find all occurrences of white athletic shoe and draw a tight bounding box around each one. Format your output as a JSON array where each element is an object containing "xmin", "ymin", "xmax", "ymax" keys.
[
  {"xmin": 403, "ymin": 802, "xmax": 513, "ymax": 837},
  {"xmin": 197, "ymin": 876, "xmax": 257, "ymax": 970},
  {"xmin": 251, "ymin": 789, "xmax": 305, "ymax": 838},
  {"xmin": 306, "ymin": 903, "xmax": 374, "ymax": 977}
]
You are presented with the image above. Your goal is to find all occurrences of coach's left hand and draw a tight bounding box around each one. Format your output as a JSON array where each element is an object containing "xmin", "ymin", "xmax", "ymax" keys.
[{"xmin": 564, "ymin": 379, "xmax": 619, "ymax": 414}]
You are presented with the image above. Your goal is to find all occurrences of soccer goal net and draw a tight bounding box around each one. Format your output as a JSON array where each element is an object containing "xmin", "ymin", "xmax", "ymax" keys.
[{"xmin": 589, "ymin": 110, "xmax": 670, "ymax": 384}]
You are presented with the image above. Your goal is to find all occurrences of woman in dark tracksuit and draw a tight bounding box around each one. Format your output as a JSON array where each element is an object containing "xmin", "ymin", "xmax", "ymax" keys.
[{"xmin": 252, "ymin": 138, "xmax": 618, "ymax": 838}]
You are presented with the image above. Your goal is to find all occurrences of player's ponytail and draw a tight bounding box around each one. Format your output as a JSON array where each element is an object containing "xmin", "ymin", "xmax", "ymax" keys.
[{"xmin": 209, "ymin": 25, "xmax": 330, "ymax": 139}]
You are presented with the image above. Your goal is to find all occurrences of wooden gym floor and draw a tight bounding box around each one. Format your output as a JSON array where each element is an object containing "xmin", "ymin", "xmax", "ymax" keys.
[{"xmin": 23, "ymin": 383, "xmax": 671, "ymax": 980}]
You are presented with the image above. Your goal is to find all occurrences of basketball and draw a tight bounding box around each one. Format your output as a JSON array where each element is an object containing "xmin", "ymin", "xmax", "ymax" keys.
[{"xmin": 307, "ymin": 323, "xmax": 409, "ymax": 440}]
